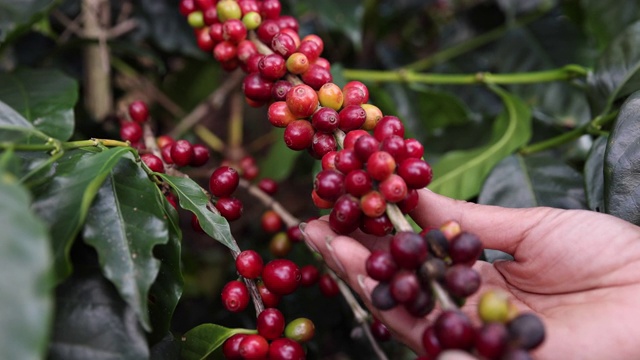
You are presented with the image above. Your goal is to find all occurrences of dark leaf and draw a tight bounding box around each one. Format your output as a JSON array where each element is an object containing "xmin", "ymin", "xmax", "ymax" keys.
[
  {"xmin": 580, "ymin": 0, "xmax": 640, "ymax": 50},
  {"xmin": 31, "ymin": 147, "xmax": 133, "ymax": 283},
  {"xmin": 0, "ymin": 154, "xmax": 53, "ymax": 360},
  {"xmin": 428, "ymin": 86, "xmax": 532, "ymax": 200},
  {"xmin": 180, "ymin": 324, "xmax": 255, "ymax": 360},
  {"xmin": 292, "ymin": 0, "xmax": 364, "ymax": 49},
  {"xmin": 48, "ymin": 273, "xmax": 149, "ymax": 360},
  {"xmin": 0, "ymin": 0, "xmax": 52, "ymax": 42},
  {"xmin": 150, "ymin": 334, "xmax": 181, "ymax": 360},
  {"xmin": 259, "ymin": 128, "xmax": 302, "ymax": 181},
  {"xmin": 0, "ymin": 100, "xmax": 49, "ymax": 143},
  {"xmin": 478, "ymin": 153, "xmax": 586, "ymax": 209},
  {"xmin": 411, "ymin": 85, "xmax": 471, "ymax": 132},
  {"xmin": 0, "ymin": 69, "xmax": 78, "ymax": 140},
  {"xmin": 604, "ymin": 91, "xmax": 640, "ymax": 225},
  {"xmin": 156, "ymin": 173, "xmax": 238, "ymax": 252},
  {"xmin": 83, "ymin": 155, "xmax": 169, "ymax": 332},
  {"xmin": 584, "ymin": 135, "xmax": 608, "ymax": 211}
]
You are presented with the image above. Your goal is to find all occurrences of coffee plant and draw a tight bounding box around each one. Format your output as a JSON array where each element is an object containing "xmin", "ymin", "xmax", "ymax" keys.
[{"xmin": 1, "ymin": 0, "xmax": 640, "ymax": 359}]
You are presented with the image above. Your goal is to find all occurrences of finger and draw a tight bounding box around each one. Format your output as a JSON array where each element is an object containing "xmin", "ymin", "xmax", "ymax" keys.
[{"xmin": 412, "ymin": 189, "xmax": 558, "ymax": 255}]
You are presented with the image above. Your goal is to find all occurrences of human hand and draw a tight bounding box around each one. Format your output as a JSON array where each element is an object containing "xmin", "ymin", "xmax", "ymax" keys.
[{"xmin": 302, "ymin": 189, "xmax": 640, "ymax": 359}]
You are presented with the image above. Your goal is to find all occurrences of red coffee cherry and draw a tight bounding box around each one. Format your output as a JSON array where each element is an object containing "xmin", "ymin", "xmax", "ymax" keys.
[
  {"xmin": 213, "ymin": 40, "xmax": 237, "ymax": 62},
  {"xmin": 476, "ymin": 323, "xmax": 508, "ymax": 359},
  {"xmin": 140, "ymin": 153, "xmax": 164, "ymax": 173},
  {"xmin": 329, "ymin": 194, "xmax": 362, "ymax": 234},
  {"xmin": 366, "ymin": 250, "xmax": 398, "ymax": 282},
  {"xmin": 318, "ymin": 273, "xmax": 340, "ymax": 297},
  {"xmin": 271, "ymin": 32, "xmax": 297, "ymax": 58},
  {"xmin": 379, "ymin": 174, "xmax": 408, "ymax": 203},
  {"xmin": 277, "ymin": 15, "xmax": 299, "ymax": 31},
  {"xmin": 444, "ymin": 265, "xmax": 481, "ymax": 298},
  {"xmin": 314, "ymin": 169, "xmax": 345, "ymax": 202},
  {"xmin": 353, "ymin": 134, "xmax": 380, "ymax": 162},
  {"xmin": 261, "ymin": 210, "xmax": 283, "ymax": 233},
  {"xmin": 156, "ymin": 135, "xmax": 174, "ymax": 149},
  {"xmin": 221, "ymin": 280, "xmax": 250, "ymax": 312},
  {"xmin": 262, "ymin": 259, "xmax": 301, "ymax": 295},
  {"xmin": 257, "ymin": 280, "xmax": 281, "ymax": 308},
  {"xmin": 311, "ymin": 189, "xmax": 334, "ymax": 209},
  {"xmin": 257, "ymin": 178, "xmax": 278, "ymax": 195},
  {"xmin": 160, "ymin": 143, "xmax": 174, "ymax": 164},
  {"xmin": 257, "ymin": 308, "xmax": 286, "ymax": 340},
  {"xmin": 259, "ymin": 53, "xmax": 287, "ymax": 81},
  {"xmin": 404, "ymin": 138, "xmax": 424, "ymax": 159},
  {"xmin": 406, "ymin": 288, "xmax": 436, "ymax": 318},
  {"xmin": 311, "ymin": 107, "xmax": 339, "ymax": 133},
  {"xmin": 297, "ymin": 39, "xmax": 322, "ymax": 63},
  {"xmin": 237, "ymin": 39, "xmax": 258, "ymax": 62},
  {"xmin": 374, "ymin": 115, "xmax": 405, "ymax": 141},
  {"xmin": 235, "ymin": 250, "xmax": 263, "ymax": 279},
  {"xmin": 360, "ymin": 191, "xmax": 387, "ymax": 218},
  {"xmin": 299, "ymin": 264, "xmax": 320, "ymax": 286},
  {"xmin": 120, "ymin": 121, "xmax": 142, "ymax": 143},
  {"xmin": 209, "ymin": 166, "xmax": 240, "ymax": 198},
  {"xmin": 449, "ymin": 232, "xmax": 483, "ymax": 265},
  {"xmin": 321, "ymin": 150, "xmax": 338, "ymax": 171},
  {"xmin": 380, "ymin": 135, "xmax": 408, "ymax": 162},
  {"xmin": 422, "ymin": 326, "xmax": 442, "ymax": 358},
  {"xmin": 338, "ymin": 105, "xmax": 367, "ymax": 132},
  {"xmin": 179, "ymin": 0, "xmax": 197, "ymax": 16},
  {"xmin": 301, "ymin": 64, "xmax": 332, "ymax": 90},
  {"xmin": 239, "ymin": 334, "xmax": 269, "ymax": 359},
  {"xmin": 398, "ymin": 158, "xmax": 433, "ymax": 189},
  {"xmin": 390, "ymin": 231, "xmax": 428, "ymax": 269},
  {"xmin": 434, "ymin": 311, "xmax": 476, "ymax": 350},
  {"xmin": 334, "ymin": 149, "xmax": 363, "ymax": 174},
  {"xmin": 366, "ymin": 151, "xmax": 396, "ymax": 181},
  {"xmin": 196, "ymin": 28, "xmax": 213, "ymax": 51},
  {"xmin": 222, "ymin": 333, "xmax": 247, "ymax": 360},
  {"xmin": 215, "ymin": 197, "xmax": 243, "ymax": 221},
  {"xmin": 190, "ymin": 144, "xmax": 210, "ymax": 167},
  {"xmin": 243, "ymin": 72, "xmax": 274, "ymax": 102},
  {"xmin": 342, "ymin": 81, "xmax": 369, "ymax": 106},
  {"xmin": 397, "ymin": 188, "xmax": 420, "ymax": 214},
  {"xmin": 284, "ymin": 120, "xmax": 315, "ymax": 151},
  {"xmin": 272, "ymin": 80, "xmax": 293, "ymax": 101},
  {"xmin": 344, "ymin": 169, "xmax": 373, "ymax": 197},
  {"xmin": 209, "ymin": 22, "xmax": 224, "ymax": 42},
  {"xmin": 222, "ymin": 19, "xmax": 247, "ymax": 43},
  {"xmin": 310, "ymin": 132, "xmax": 337, "ymax": 159},
  {"xmin": 170, "ymin": 139, "xmax": 194, "ymax": 167},
  {"xmin": 260, "ymin": 0, "xmax": 282, "ymax": 19},
  {"xmin": 286, "ymin": 84, "xmax": 318, "ymax": 119},
  {"xmin": 128, "ymin": 101, "xmax": 149, "ymax": 123},
  {"xmin": 256, "ymin": 19, "xmax": 280, "ymax": 44},
  {"xmin": 268, "ymin": 338, "xmax": 306, "ymax": 360},
  {"xmin": 268, "ymin": 101, "xmax": 296, "ymax": 128},
  {"xmin": 286, "ymin": 225, "xmax": 304, "ymax": 243},
  {"xmin": 343, "ymin": 129, "xmax": 369, "ymax": 149},
  {"xmin": 360, "ymin": 214, "xmax": 393, "ymax": 236},
  {"xmin": 389, "ymin": 270, "xmax": 420, "ymax": 304},
  {"xmin": 370, "ymin": 318, "xmax": 392, "ymax": 342}
]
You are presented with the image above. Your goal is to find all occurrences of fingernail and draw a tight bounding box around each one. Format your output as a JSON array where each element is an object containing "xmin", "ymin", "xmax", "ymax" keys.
[
  {"xmin": 299, "ymin": 222, "xmax": 320, "ymax": 253},
  {"xmin": 326, "ymin": 236, "xmax": 347, "ymax": 276},
  {"xmin": 298, "ymin": 222, "xmax": 307, "ymax": 233},
  {"xmin": 357, "ymin": 275, "xmax": 372, "ymax": 302}
]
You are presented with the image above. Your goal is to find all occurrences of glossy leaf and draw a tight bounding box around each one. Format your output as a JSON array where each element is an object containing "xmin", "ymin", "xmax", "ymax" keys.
[
  {"xmin": 48, "ymin": 273, "xmax": 149, "ymax": 360},
  {"xmin": 478, "ymin": 153, "xmax": 586, "ymax": 209},
  {"xmin": 260, "ymin": 128, "xmax": 302, "ymax": 181},
  {"xmin": 0, "ymin": 100, "xmax": 48, "ymax": 143},
  {"xmin": 411, "ymin": 85, "xmax": 470, "ymax": 132},
  {"xmin": 428, "ymin": 87, "xmax": 532, "ymax": 200},
  {"xmin": 156, "ymin": 173, "xmax": 238, "ymax": 252},
  {"xmin": 0, "ymin": 156, "xmax": 53, "ymax": 360},
  {"xmin": 588, "ymin": 21, "xmax": 640, "ymax": 114},
  {"xmin": 180, "ymin": 324, "xmax": 256, "ymax": 360},
  {"xmin": 604, "ymin": 91, "xmax": 640, "ymax": 225},
  {"xmin": 0, "ymin": 69, "xmax": 77, "ymax": 141},
  {"xmin": 580, "ymin": 0, "xmax": 640, "ymax": 50},
  {"xmin": 83, "ymin": 156, "xmax": 169, "ymax": 332},
  {"xmin": 0, "ymin": 0, "xmax": 52, "ymax": 42},
  {"xmin": 584, "ymin": 135, "xmax": 608, "ymax": 211},
  {"xmin": 148, "ymin": 192, "xmax": 184, "ymax": 344},
  {"xmin": 31, "ymin": 147, "xmax": 133, "ymax": 282}
]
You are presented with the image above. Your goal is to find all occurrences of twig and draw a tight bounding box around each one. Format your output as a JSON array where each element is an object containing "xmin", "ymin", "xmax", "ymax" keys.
[{"xmin": 238, "ymin": 178, "xmax": 299, "ymax": 228}]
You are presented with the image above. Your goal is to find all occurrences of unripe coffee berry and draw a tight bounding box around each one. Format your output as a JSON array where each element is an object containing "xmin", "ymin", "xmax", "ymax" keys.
[
  {"xmin": 284, "ymin": 317, "xmax": 315, "ymax": 343},
  {"xmin": 216, "ymin": 0, "xmax": 242, "ymax": 21},
  {"xmin": 318, "ymin": 82, "xmax": 344, "ymax": 110}
]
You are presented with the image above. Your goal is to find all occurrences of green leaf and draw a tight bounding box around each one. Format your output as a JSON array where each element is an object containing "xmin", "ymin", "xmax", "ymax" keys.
[
  {"xmin": 180, "ymin": 324, "xmax": 255, "ymax": 360},
  {"xmin": 48, "ymin": 273, "xmax": 149, "ymax": 360},
  {"xmin": 31, "ymin": 147, "xmax": 133, "ymax": 283},
  {"xmin": 428, "ymin": 87, "xmax": 532, "ymax": 200},
  {"xmin": 259, "ymin": 128, "xmax": 302, "ymax": 181},
  {"xmin": 83, "ymin": 156, "xmax": 169, "ymax": 332},
  {"xmin": 411, "ymin": 85, "xmax": 470, "ymax": 131},
  {"xmin": 0, "ymin": 69, "xmax": 78, "ymax": 140},
  {"xmin": 0, "ymin": 0, "xmax": 53, "ymax": 43},
  {"xmin": 0, "ymin": 100, "xmax": 49, "ymax": 143},
  {"xmin": 0, "ymin": 158, "xmax": 53, "ymax": 360},
  {"xmin": 293, "ymin": 0, "xmax": 364, "ymax": 49},
  {"xmin": 588, "ymin": 21, "xmax": 640, "ymax": 115},
  {"xmin": 580, "ymin": 0, "xmax": 640, "ymax": 50},
  {"xmin": 604, "ymin": 91, "xmax": 640, "ymax": 225},
  {"xmin": 478, "ymin": 153, "xmax": 586, "ymax": 209},
  {"xmin": 584, "ymin": 135, "xmax": 608, "ymax": 211},
  {"xmin": 148, "ymin": 192, "xmax": 184, "ymax": 344},
  {"xmin": 156, "ymin": 173, "xmax": 238, "ymax": 252}
]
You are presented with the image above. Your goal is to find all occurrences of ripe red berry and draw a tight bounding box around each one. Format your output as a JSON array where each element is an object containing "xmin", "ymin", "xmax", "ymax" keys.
[
  {"xmin": 342, "ymin": 81, "xmax": 369, "ymax": 106},
  {"xmin": 360, "ymin": 191, "xmax": 387, "ymax": 218},
  {"xmin": 344, "ymin": 169, "xmax": 373, "ymax": 197},
  {"xmin": 268, "ymin": 101, "xmax": 296, "ymax": 128},
  {"xmin": 239, "ymin": 334, "xmax": 269, "ymax": 359},
  {"xmin": 271, "ymin": 32, "xmax": 296, "ymax": 58},
  {"xmin": 243, "ymin": 72, "xmax": 274, "ymax": 102},
  {"xmin": 297, "ymin": 39, "xmax": 322, "ymax": 63},
  {"xmin": 261, "ymin": 210, "xmax": 283, "ymax": 233},
  {"xmin": 284, "ymin": 120, "xmax": 315, "ymax": 151},
  {"xmin": 256, "ymin": 19, "xmax": 280, "ymax": 43},
  {"xmin": 366, "ymin": 151, "xmax": 396, "ymax": 181},
  {"xmin": 321, "ymin": 150, "xmax": 338, "ymax": 171},
  {"xmin": 343, "ymin": 129, "xmax": 369, "ymax": 149},
  {"xmin": 276, "ymin": 15, "xmax": 299, "ymax": 31},
  {"xmin": 404, "ymin": 138, "xmax": 424, "ymax": 158},
  {"xmin": 449, "ymin": 232, "xmax": 483, "ymax": 265},
  {"xmin": 236, "ymin": 39, "xmax": 258, "ymax": 62},
  {"xmin": 476, "ymin": 323, "xmax": 508, "ymax": 359},
  {"xmin": 160, "ymin": 143, "xmax": 174, "ymax": 164},
  {"xmin": 398, "ymin": 158, "xmax": 433, "ymax": 189},
  {"xmin": 262, "ymin": 259, "xmax": 301, "ymax": 295},
  {"xmin": 286, "ymin": 84, "xmax": 318, "ymax": 119},
  {"xmin": 444, "ymin": 265, "xmax": 481, "ymax": 298},
  {"xmin": 222, "ymin": 333, "xmax": 247, "ymax": 360},
  {"xmin": 390, "ymin": 231, "xmax": 428, "ymax": 269},
  {"xmin": 380, "ymin": 135, "xmax": 408, "ymax": 162},
  {"xmin": 179, "ymin": 0, "xmax": 197, "ymax": 16},
  {"xmin": 311, "ymin": 189, "xmax": 334, "ymax": 209},
  {"xmin": 365, "ymin": 250, "xmax": 398, "ymax": 282},
  {"xmin": 311, "ymin": 107, "xmax": 339, "ymax": 133},
  {"xmin": 128, "ymin": 101, "xmax": 149, "ymax": 123},
  {"xmin": 257, "ymin": 308, "xmax": 286, "ymax": 340},
  {"xmin": 235, "ymin": 250, "xmax": 263, "ymax": 279},
  {"xmin": 422, "ymin": 326, "xmax": 442, "ymax": 357},
  {"xmin": 374, "ymin": 115, "xmax": 405, "ymax": 141},
  {"xmin": 314, "ymin": 170, "xmax": 345, "ymax": 202},
  {"xmin": 222, "ymin": 19, "xmax": 247, "ymax": 43},
  {"xmin": 299, "ymin": 264, "xmax": 320, "ymax": 286},
  {"xmin": 213, "ymin": 40, "xmax": 237, "ymax": 62},
  {"xmin": 156, "ymin": 135, "xmax": 174, "ymax": 149},
  {"xmin": 310, "ymin": 132, "xmax": 337, "ymax": 159},
  {"xmin": 353, "ymin": 134, "xmax": 380, "ymax": 162},
  {"xmin": 287, "ymin": 225, "xmax": 304, "ymax": 243},
  {"xmin": 379, "ymin": 174, "xmax": 408, "ymax": 203},
  {"xmin": 434, "ymin": 311, "xmax": 476, "ymax": 350},
  {"xmin": 190, "ymin": 144, "xmax": 210, "ymax": 167},
  {"xmin": 257, "ymin": 280, "xmax": 281, "ymax": 308},
  {"xmin": 170, "ymin": 139, "xmax": 194, "ymax": 167},
  {"xmin": 209, "ymin": 166, "xmax": 240, "ymax": 198},
  {"xmin": 140, "ymin": 153, "xmax": 164, "ymax": 173},
  {"xmin": 371, "ymin": 282, "xmax": 397, "ymax": 310},
  {"xmin": 389, "ymin": 270, "xmax": 420, "ymax": 304},
  {"xmin": 260, "ymin": 0, "xmax": 281, "ymax": 19},
  {"xmin": 215, "ymin": 197, "xmax": 243, "ymax": 221},
  {"xmin": 370, "ymin": 318, "xmax": 391, "ymax": 342},
  {"xmin": 318, "ymin": 273, "xmax": 340, "ymax": 297},
  {"xmin": 334, "ymin": 149, "xmax": 363, "ymax": 174},
  {"xmin": 268, "ymin": 338, "xmax": 306, "ymax": 360},
  {"xmin": 301, "ymin": 64, "xmax": 332, "ymax": 90},
  {"xmin": 120, "ymin": 121, "xmax": 142, "ymax": 143},
  {"xmin": 360, "ymin": 214, "xmax": 393, "ymax": 236},
  {"xmin": 259, "ymin": 53, "xmax": 287, "ymax": 81},
  {"xmin": 221, "ymin": 280, "xmax": 250, "ymax": 312},
  {"xmin": 271, "ymin": 80, "xmax": 293, "ymax": 101},
  {"xmin": 257, "ymin": 178, "xmax": 278, "ymax": 195},
  {"xmin": 329, "ymin": 194, "xmax": 362, "ymax": 234},
  {"xmin": 397, "ymin": 188, "xmax": 420, "ymax": 214}
]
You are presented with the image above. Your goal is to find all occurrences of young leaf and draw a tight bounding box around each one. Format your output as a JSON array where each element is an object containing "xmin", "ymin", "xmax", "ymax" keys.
[
  {"xmin": 31, "ymin": 147, "xmax": 133, "ymax": 283},
  {"xmin": 48, "ymin": 273, "xmax": 149, "ymax": 360},
  {"xmin": 180, "ymin": 324, "xmax": 256, "ymax": 360},
  {"xmin": 584, "ymin": 136, "xmax": 608, "ymax": 212},
  {"xmin": 0, "ymin": 157, "xmax": 53, "ymax": 360},
  {"xmin": 156, "ymin": 173, "xmax": 238, "ymax": 252},
  {"xmin": 0, "ymin": 69, "xmax": 78, "ymax": 140},
  {"xmin": 428, "ymin": 87, "xmax": 532, "ymax": 200},
  {"xmin": 478, "ymin": 153, "xmax": 586, "ymax": 209},
  {"xmin": 83, "ymin": 155, "xmax": 169, "ymax": 332},
  {"xmin": 604, "ymin": 91, "xmax": 640, "ymax": 225}
]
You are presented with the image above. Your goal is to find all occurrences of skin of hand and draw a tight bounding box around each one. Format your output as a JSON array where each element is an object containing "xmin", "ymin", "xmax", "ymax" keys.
[{"xmin": 301, "ymin": 189, "xmax": 640, "ymax": 359}]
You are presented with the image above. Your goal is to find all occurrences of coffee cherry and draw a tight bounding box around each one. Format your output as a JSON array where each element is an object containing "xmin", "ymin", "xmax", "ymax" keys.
[
  {"xmin": 404, "ymin": 138, "xmax": 424, "ymax": 158},
  {"xmin": 286, "ymin": 84, "xmax": 318, "ymax": 118},
  {"xmin": 478, "ymin": 290, "xmax": 510, "ymax": 323},
  {"xmin": 271, "ymin": 80, "xmax": 293, "ymax": 101},
  {"xmin": 268, "ymin": 101, "xmax": 296, "ymax": 127},
  {"xmin": 257, "ymin": 308, "xmax": 286, "ymax": 340},
  {"xmin": 223, "ymin": 19, "xmax": 247, "ymax": 43},
  {"xmin": 366, "ymin": 250, "xmax": 398, "ymax": 282},
  {"xmin": 370, "ymin": 318, "xmax": 391, "ymax": 342},
  {"xmin": 243, "ymin": 72, "xmax": 274, "ymax": 102},
  {"xmin": 398, "ymin": 158, "xmax": 433, "ymax": 189},
  {"xmin": 390, "ymin": 231, "xmax": 427, "ymax": 269},
  {"xmin": 213, "ymin": 40, "xmax": 237, "ymax": 62},
  {"xmin": 297, "ymin": 39, "xmax": 322, "ymax": 63},
  {"xmin": 421, "ymin": 326, "xmax": 442, "ymax": 357},
  {"xmin": 338, "ymin": 104, "xmax": 367, "ymax": 132},
  {"xmin": 450, "ymin": 232, "xmax": 483, "ymax": 265},
  {"xmin": 434, "ymin": 311, "xmax": 475, "ymax": 350},
  {"xmin": 269, "ymin": 231, "xmax": 292, "ymax": 257},
  {"xmin": 242, "ymin": 11, "xmax": 262, "ymax": 30},
  {"xmin": 235, "ymin": 40, "xmax": 257, "ymax": 62},
  {"xmin": 171, "ymin": 139, "xmax": 194, "ymax": 167},
  {"xmin": 140, "ymin": 153, "xmax": 164, "ymax": 173},
  {"xmin": 343, "ymin": 81, "xmax": 369, "ymax": 106},
  {"xmin": 311, "ymin": 107, "xmax": 339, "ymax": 133},
  {"xmin": 190, "ymin": 144, "xmax": 210, "ymax": 167},
  {"xmin": 405, "ymin": 287, "xmax": 435, "ymax": 317},
  {"xmin": 318, "ymin": 82, "xmax": 344, "ymax": 110},
  {"xmin": 314, "ymin": 170, "xmax": 344, "ymax": 202},
  {"xmin": 424, "ymin": 229, "xmax": 449, "ymax": 259},
  {"xmin": 444, "ymin": 265, "xmax": 481, "ymax": 298},
  {"xmin": 156, "ymin": 135, "xmax": 174, "ymax": 149},
  {"xmin": 284, "ymin": 317, "xmax": 315, "ymax": 343},
  {"xmin": 260, "ymin": 0, "xmax": 282, "ymax": 19},
  {"xmin": 215, "ymin": 197, "xmax": 243, "ymax": 221},
  {"xmin": 238, "ymin": 334, "xmax": 269, "ymax": 359},
  {"xmin": 418, "ymin": 257, "xmax": 447, "ymax": 283},
  {"xmin": 257, "ymin": 280, "xmax": 281, "ymax": 308},
  {"xmin": 271, "ymin": 32, "xmax": 297, "ymax": 58},
  {"xmin": 360, "ymin": 214, "xmax": 393, "ymax": 236},
  {"xmin": 262, "ymin": 259, "xmax": 301, "ymax": 295},
  {"xmin": 128, "ymin": 101, "xmax": 149, "ymax": 123},
  {"xmin": 344, "ymin": 169, "xmax": 373, "ymax": 197},
  {"xmin": 440, "ymin": 219, "xmax": 462, "ymax": 240},
  {"xmin": 371, "ymin": 282, "xmax": 397, "ymax": 310},
  {"xmin": 374, "ymin": 115, "xmax": 405, "ymax": 141},
  {"xmin": 209, "ymin": 166, "xmax": 240, "ymax": 198},
  {"xmin": 187, "ymin": 10, "xmax": 205, "ymax": 28},
  {"xmin": 508, "ymin": 313, "xmax": 545, "ymax": 350},
  {"xmin": 256, "ymin": 19, "xmax": 280, "ymax": 43},
  {"xmin": 361, "ymin": 104, "xmax": 383, "ymax": 130},
  {"xmin": 301, "ymin": 64, "xmax": 332, "ymax": 90},
  {"xmin": 379, "ymin": 174, "xmax": 408, "ymax": 203},
  {"xmin": 313, "ymin": 57, "xmax": 331, "ymax": 70},
  {"xmin": 367, "ymin": 151, "xmax": 396, "ymax": 181},
  {"xmin": 310, "ymin": 132, "xmax": 337, "ymax": 158},
  {"xmin": 354, "ymin": 134, "xmax": 380, "ymax": 162},
  {"xmin": 318, "ymin": 273, "xmax": 340, "ymax": 297},
  {"xmin": 397, "ymin": 188, "xmax": 419, "ymax": 214},
  {"xmin": 268, "ymin": 338, "xmax": 306, "ymax": 360},
  {"xmin": 284, "ymin": 120, "xmax": 315, "ymax": 151},
  {"xmin": 257, "ymin": 178, "xmax": 278, "ymax": 195},
  {"xmin": 120, "ymin": 121, "xmax": 142, "ymax": 143},
  {"xmin": 476, "ymin": 322, "xmax": 508, "ymax": 359},
  {"xmin": 389, "ymin": 270, "xmax": 420, "ymax": 304},
  {"xmin": 299, "ymin": 264, "xmax": 320, "ymax": 286},
  {"xmin": 329, "ymin": 194, "xmax": 362, "ymax": 234},
  {"xmin": 179, "ymin": 0, "xmax": 197, "ymax": 16},
  {"xmin": 217, "ymin": 0, "xmax": 242, "ymax": 21},
  {"xmin": 321, "ymin": 151, "xmax": 338, "ymax": 171},
  {"xmin": 286, "ymin": 52, "xmax": 310, "ymax": 74},
  {"xmin": 335, "ymin": 149, "xmax": 363, "ymax": 174},
  {"xmin": 165, "ymin": 192, "xmax": 178, "ymax": 210},
  {"xmin": 235, "ymin": 250, "xmax": 263, "ymax": 279},
  {"xmin": 244, "ymin": 53, "xmax": 263, "ymax": 73},
  {"xmin": 311, "ymin": 189, "xmax": 334, "ymax": 209},
  {"xmin": 261, "ymin": 210, "xmax": 283, "ymax": 233},
  {"xmin": 209, "ymin": 22, "xmax": 224, "ymax": 42},
  {"xmin": 221, "ymin": 280, "xmax": 250, "ymax": 313},
  {"xmin": 380, "ymin": 135, "xmax": 407, "ymax": 162},
  {"xmin": 222, "ymin": 333, "xmax": 246, "ymax": 360},
  {"xmin": 193, "ymin": 0, "xmax": 212, "ymax": 11},
  {"xmin": 259, "ymin": 53, "xmax": 287, "ymax": 81},
  {"xmin": 360, "ymin": 191, "xmax": 386, "ymax": 218},
  {"xmin": 343, "ymin": 129, "xmax": 369, "ymax": 149},
  {"xmin": 287, "ymin": 225, "xmax": 304, "ymax": 243}
]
